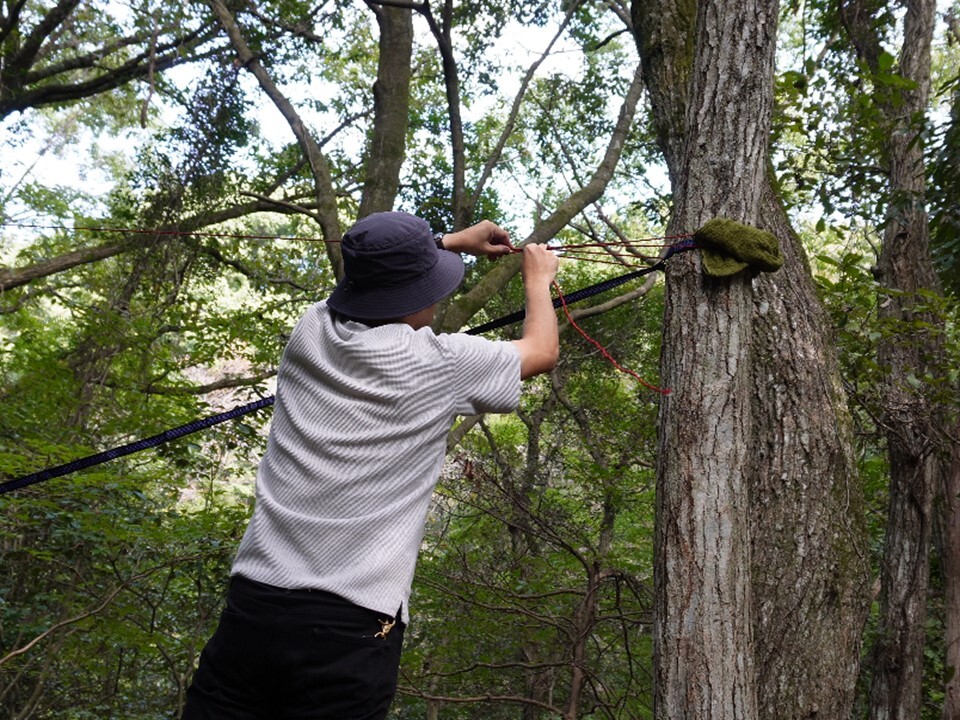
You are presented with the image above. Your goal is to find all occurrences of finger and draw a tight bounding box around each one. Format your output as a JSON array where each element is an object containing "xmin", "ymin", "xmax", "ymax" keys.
[{"xmin": 489, "ymin": 226, "xmax": 512, "ymax": 248}]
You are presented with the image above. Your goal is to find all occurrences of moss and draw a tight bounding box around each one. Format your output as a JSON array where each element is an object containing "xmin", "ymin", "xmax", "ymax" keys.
[{"xmin": 693, "ymin": 217, "xmax": 785, "ymax": 277}]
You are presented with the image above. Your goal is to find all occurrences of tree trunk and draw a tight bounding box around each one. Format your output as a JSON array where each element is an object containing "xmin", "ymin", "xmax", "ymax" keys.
[
  {"xmin": 358, "ymin": 3, "xmax": 413, "ymax": 218},
  {"xmin": 942, "ymin": 421, "xmax": 960, "ymax": 720},
  {"xmin": 749, "ymin": 184, "xmax": 870, "ymax": 718},
  {"xmin": 643, "ymin": 0, "xmax": 778, "ymax": 716},
  {"xmin": 633, "ymin": 0, "xmax": 870, "ymax": 717},
  {"xmin": 859, "ymin": 1, "xmax": 944, "ymax": 718}
]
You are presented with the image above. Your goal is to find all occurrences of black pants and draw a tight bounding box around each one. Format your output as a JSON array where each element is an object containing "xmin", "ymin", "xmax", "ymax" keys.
[{"xmin": 182, "ymin": 576, "xmax": 404, "ymax": 720}]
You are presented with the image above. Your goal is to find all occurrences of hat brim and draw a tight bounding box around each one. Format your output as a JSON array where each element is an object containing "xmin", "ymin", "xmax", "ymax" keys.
[{"xmin": 327, "ymin": 249, "xmax": 465, "ymax": 321}]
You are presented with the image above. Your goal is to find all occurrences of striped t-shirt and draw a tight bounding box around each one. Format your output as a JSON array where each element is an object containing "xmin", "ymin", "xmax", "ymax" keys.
[{"xmin": 231, "ymin": 301, "xmax": 521, "ymax": 622}]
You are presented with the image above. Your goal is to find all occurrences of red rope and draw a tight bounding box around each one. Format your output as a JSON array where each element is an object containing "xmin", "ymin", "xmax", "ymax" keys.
[{"xmin": 553, "ymin": 279, "xmax": 671, "ymax": 396}]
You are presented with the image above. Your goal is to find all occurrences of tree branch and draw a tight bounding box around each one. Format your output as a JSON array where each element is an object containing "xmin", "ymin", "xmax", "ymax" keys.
[
  {"xmin": 468, "ymin": 5, "xmax": 580, "ymax": 218},
  {"xmin": 1, "ymin": 34, "xmax": 219, "ymax": 118},
  {"xmin": 3, "ymin": 0, "xmax": 80, "ymax": 76},
  {"xmin": 441, "ymin": 61, "xmax": 646, "ymax": 332},
  {"xmin": 396, "ymin": 686, "xmax": 564, "ymax": 716},
  {"xmin": 0, "ymin": 194, "xmax": 322, "ymax": 292},
  {"xmin": 0, "ymin": 558, "xmax": 204, "ymax": 667},
  {"xmin": 140, "ymin": 371, "xmax": 277, "ymax": 396},
  {"xmin": 208, "ymin": 0, "xmax": 344, "ymax": 278}
]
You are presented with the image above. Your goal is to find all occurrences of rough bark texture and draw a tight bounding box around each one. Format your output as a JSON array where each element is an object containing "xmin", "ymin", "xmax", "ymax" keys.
[
  {"xmin": 943, "ymin": 424, "xmax": 960, "ymax": 720},
  {"xmin": 749, "ymin": 185, "xmax": 870, "ymax": 718},
  {"xmin": 854, "ymin": 1, "xmax": 945, "ymax": 718},
  {"xmin": 358, "ymin": 4, "xmax": 413, "ymax": 218},
  {"xmin": 633, "ymin": 0, "xmax": 870, "ymax": 717},
  {"xmin": 641, "ymin": 0, "xmax": 778, "ymax": 716}
]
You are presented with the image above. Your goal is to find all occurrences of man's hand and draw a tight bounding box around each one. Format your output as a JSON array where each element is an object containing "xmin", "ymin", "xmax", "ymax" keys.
[
  {"xmin": 519, "ymin": 243, "xmax": 559, "ymax": 288},
  {"xmin": 512, "ymin": 243, "xmax": 560, "ymax": 379},
  {"xmin": 439, "ymin": 220, "xmax": 515, "ymax": 259}
]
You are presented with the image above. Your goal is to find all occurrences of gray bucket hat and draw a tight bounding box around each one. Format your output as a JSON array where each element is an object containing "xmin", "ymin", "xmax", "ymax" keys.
[{"xmin": 327, "ymin": 211, "xmax": 465, "ymax": 321}]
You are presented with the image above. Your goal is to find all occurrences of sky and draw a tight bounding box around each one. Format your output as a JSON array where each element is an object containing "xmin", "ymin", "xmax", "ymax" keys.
[
  {"xmin": 0, "ymin": 12, "xmax": 593, "ymax": 251},
  {"xmin": 1, "ymin": 1, "xmax": 956, "ymax": 256}
]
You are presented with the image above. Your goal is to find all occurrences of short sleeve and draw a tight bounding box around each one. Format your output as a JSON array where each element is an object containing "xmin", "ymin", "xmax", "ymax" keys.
[{"xmin": 442, "ymin": 333, "xmax": 521, "ymax": 416}]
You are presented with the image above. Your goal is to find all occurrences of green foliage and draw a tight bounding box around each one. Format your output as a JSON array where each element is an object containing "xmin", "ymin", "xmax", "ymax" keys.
[
  {"xmin": 398, "ymin": 261, "xmax": 664, "ymax": 718},
  {"xmin": 1, "ymin": 2, "xmax": 664, "ymax": 715},
  {"xmin": 929, "ymin": 73, "xmax": 960, "ymax": 291}
]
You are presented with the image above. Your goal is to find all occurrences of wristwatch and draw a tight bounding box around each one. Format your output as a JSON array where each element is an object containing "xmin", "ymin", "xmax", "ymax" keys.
[{"xmin": 434, "ymin": 232, "xmax": 445, "ymax": 250}]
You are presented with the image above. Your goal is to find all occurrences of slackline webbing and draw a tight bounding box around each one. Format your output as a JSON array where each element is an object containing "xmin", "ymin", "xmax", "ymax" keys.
[
  {"xmin": 1, "ymin": 246, "xmax": 692, "ymax": 496},
  {"xmin": 0, "ymin": 397, "xmax": 277, "ymax": 495}
]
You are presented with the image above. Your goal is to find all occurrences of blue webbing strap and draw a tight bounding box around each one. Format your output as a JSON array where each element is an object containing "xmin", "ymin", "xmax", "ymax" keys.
[
  {"xmin": 1, "ymin": 249, "xmax": 692, "ymax": 496},
  {"xmin": 0, "ymin": 396, "xmax": 276, "ymax": 495},
  {"xmin": 464, "ymin": 260, "xmax": 666, "ymax": 335}
]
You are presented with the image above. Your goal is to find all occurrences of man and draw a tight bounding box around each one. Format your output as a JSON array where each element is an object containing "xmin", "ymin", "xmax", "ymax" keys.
[{"xmin": 183, "ymin": 211, "xmax": 559, "ymax": 719}]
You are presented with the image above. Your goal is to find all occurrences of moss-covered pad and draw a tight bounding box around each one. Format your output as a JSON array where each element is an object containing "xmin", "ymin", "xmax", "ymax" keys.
[{"xmin": 693, "ymin": 217, "xmax": 784, "ymax": 277}]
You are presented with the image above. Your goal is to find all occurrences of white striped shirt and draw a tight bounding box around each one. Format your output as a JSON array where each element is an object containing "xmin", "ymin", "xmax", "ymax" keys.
[{"xmin": 231, "ymin": 301, "xmax": 521, "ymax": 621}]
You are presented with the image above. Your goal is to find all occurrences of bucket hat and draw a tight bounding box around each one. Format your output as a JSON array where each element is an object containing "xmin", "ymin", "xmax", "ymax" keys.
[{"xmin": 327, "ymin": 211, "xmax": 465, "ymax": 321}]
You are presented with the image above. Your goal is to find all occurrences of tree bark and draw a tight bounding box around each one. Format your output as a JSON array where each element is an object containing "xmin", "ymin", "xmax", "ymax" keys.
[
  {"xmin": 851, "ymin": 1, "xmax": 945, "ymax": 718},
  {"xmin": 749, "ymin": 183, "xmax": 870, "ymax": 718},
  {"xmin": 942, "ymin": 421, "xmax": 960, "ymax": 720},
  {"xmin": 358, "ymin": 3, "xmax": 413, "ymax": 217},
  {"xmin": 643, "ymin": 0, "xmax": 779, "ymax": 716},
  {"xmin": 633, "ymin": 0, "xmax": 870, "ymax": 717}
]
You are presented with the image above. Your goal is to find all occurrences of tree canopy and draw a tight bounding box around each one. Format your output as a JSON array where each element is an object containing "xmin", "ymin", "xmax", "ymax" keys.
[{"xmin": 1, "ymin": 1, "xmax": 958, "ymax": 718}]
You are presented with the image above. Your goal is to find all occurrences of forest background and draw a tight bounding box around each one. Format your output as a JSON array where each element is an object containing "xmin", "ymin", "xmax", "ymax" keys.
[{"xmin": 1, "ymin": 0, "xmax": 959, "ymax": 719}]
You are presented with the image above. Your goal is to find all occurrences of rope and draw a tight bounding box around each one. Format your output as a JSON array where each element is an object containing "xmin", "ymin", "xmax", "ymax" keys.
[
  {"xmin": 0, "ymin": 238, "xmax": 697, "ymax": 495},
  {"xmin": 467, "ymin": 236, "xmax": 696, "ymax": 336},
  {"xmin": 554, "ymin": 280, "xmax": 669, "ymax": 395}
]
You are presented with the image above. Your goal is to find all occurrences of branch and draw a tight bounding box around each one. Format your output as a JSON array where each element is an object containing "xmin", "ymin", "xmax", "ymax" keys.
[
  {"xmin": 3, "ymin": 0, "xmax": 80, "ymax": 76},
  {"xmin": 0, "ymin": 241, "xmax": 129, "ymax": 292},
  {"xmin": 396, "ymin": 686, "xmax": 564, "ymax": 716},
  {"xmin": 591, "ymin": 27, "xmax": 630, "ymax": 51},
  {"xmin": 140, "ymin": 371, "xmax": 277, "ymax": 396},
  {"xmin": 563, "ymin": 275, "xmax": 659, "ymax": 322},
  {"xmin": 366, "ymin": 1, "xmax": 428, "ymax": 14},
  {"xmin": 23, "ymin": 24, "xmax": 206, "ymax": 85},
  {"xmin": 208, "ymin": 0, "xmax": 344, "ymax": 278},
  {"xmin": 239, "ymin": 190, "xmax": 323, "ymax": 224},
  {"xmin": 837, "ymin": 0, "xmax": 885, "ymax": 74},
  {"xmin": 246, "ymin": 4, "xmax": 327, "ymax": 43},
  {"xmin": 0, "ymin": 38, "xmax": 219, "ymax": 118},
  {"xmin": 0, "ymin": 558, "xmax": 204, "ymax": 667},
  {"xmin": 602, "ymin": 0, "xmax": 632, "ymax": 30},
  {"xmin": 0, "ymin": 194, "xmax": 319, "ymax": 292},
  {"xmin": 368, "ymin": 0, "xmax": 468, "ymax": 226},
  {"xmin": 0, "ymin": 0, "xmax": 31, "ymax": 47},
  {"xmin": 441, "ymin": 60, "xmax": 646, "ymax": 332},
  {"xmin": 468, "ymin": 5, "xmax": 579, "ymax": 217}
]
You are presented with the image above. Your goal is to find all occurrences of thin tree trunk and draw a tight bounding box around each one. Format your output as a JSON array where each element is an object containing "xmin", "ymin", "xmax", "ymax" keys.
[
  {"xmin": 862, "ymin": 1, "xmax": 944, "ymax": 717},
  {"xmin": 358, "ymin": 3, "xmax": 412, "ymax": 217},
  {"xmin": 942, "ymin": 422, "xmax": 960, "ymax": 720}
]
